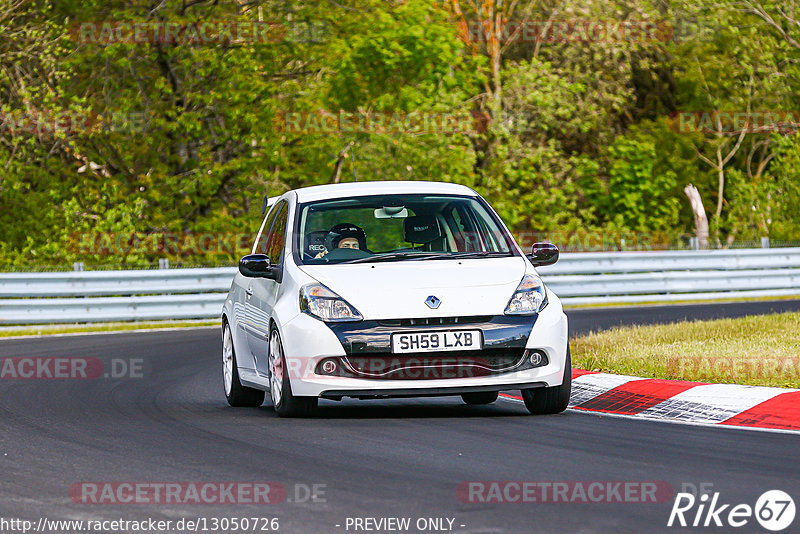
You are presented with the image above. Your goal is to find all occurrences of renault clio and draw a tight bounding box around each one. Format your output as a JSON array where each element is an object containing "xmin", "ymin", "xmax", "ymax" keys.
[{"xmin": 221, "ymin": 181, "xmax": 570, "ymax": 417}]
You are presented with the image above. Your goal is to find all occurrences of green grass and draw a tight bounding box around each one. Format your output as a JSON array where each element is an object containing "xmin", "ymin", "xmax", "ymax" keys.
[
  {"xmin": 0, "ymin": 320, "xmax": 218, "ymax": 338},
  {"xmin": 571, "ymin": 312, "xmax": 800, "ymax": 388}
]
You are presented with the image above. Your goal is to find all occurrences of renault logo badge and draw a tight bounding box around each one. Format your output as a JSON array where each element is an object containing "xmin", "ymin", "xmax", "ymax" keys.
[{"xmin": 425, "ymin": 295, "xmax": 441, "ymax": 309}]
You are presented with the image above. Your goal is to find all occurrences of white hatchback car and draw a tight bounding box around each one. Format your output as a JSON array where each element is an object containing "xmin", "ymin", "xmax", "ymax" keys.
[{"xmin": 221, "ymin": 181, "xmax": 570, "ymax": 417}]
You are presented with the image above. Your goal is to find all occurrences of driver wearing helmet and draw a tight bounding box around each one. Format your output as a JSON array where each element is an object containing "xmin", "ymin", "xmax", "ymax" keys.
[{"xmin": 314, "ymin": 223, "xmax": 367, "ymax": 258}]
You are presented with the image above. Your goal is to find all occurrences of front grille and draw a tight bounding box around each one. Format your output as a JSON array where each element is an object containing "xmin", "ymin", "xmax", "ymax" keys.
[{"xmin": 376, "ymin": 316, "xmax": 493, "ymax": 328}]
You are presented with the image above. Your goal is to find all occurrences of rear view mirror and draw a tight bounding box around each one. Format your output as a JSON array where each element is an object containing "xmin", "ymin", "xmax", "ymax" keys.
[
  {"xmin": 374, "ymin": 206, "xmax": 408, "ymax": 219},
  {"xmin": 239, "ymin": 254, "xmax": 279, "ymax": 280},
  {"xmin": 527, "ymin": 242, "xmax": 559, "ymax": 267}
]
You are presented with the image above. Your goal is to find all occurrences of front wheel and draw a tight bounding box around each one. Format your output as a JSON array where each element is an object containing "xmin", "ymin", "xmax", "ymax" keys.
[
  {"xmin": 268, "ymin": 327, "xmax": 318, "ymax": 418},
  {"xmin": 222, "ymin": 322, "xmax": 265, "ymax": 407},
  {"xmin": 521, "ymin": 346, "xmax": 571, "ymax": 415}
]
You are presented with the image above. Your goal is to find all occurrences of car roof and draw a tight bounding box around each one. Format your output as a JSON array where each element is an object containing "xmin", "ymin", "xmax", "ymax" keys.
[{"xmin": 291, "ymin": 181, "xmax": 477, "ymax": 203}]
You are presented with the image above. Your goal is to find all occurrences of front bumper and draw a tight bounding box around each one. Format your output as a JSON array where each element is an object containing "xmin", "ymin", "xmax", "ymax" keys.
[
  {"xmin": 317, "ymin": 382, "xmax": 548, "ymax": 400},
  {"xmin": 324, "ymin": 315, "xmax": 539, "ymax": 379},
  {"xmin": 278, "ymin": 296, "xmax": 569, "ymax": 398}
]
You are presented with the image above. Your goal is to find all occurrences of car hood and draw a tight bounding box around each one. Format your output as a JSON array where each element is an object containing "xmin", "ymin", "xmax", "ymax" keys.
[{"xmin": 298, "ymin": 256, "xmax": 527, "ymax": 319}]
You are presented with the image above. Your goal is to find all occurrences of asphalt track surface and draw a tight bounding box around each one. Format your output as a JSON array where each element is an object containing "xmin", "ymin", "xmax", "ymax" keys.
[{"xmin": 2, "ymin": 301, "xmax": 800, "ymax": 534}]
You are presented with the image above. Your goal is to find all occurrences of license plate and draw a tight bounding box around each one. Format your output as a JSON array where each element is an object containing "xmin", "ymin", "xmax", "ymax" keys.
[{"xmin": 391, "ymin": 330, "xmax": 482, "ymax": 354}]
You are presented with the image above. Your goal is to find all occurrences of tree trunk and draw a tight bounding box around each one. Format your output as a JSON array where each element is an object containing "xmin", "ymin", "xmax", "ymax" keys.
[
  {"xmin": 715, "ymin": 144, "xmax": 725, "ymax": 220},
  {"xmin": 684, "ymin": 184, "xmax": 709, "ymax": 249},
  {"xmin": 331, "ymin": 142, "xmax": 353, "ymax": 184}
]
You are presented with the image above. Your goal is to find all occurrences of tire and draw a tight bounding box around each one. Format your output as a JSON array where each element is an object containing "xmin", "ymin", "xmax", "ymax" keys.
[
  {"xmin": 521, "ymin": 345, "xmax": 571, "ymax": 415},
  {"xmin": 268, "ymin": 326, "xmax": 318, "ymax": 418},
  {"xmin": 461, "ymin": 391, "xmax": 499, "ymax": 405},
  {"xmin": 222, "ymin": 322, "xmax": 265, "ymax": 407}
]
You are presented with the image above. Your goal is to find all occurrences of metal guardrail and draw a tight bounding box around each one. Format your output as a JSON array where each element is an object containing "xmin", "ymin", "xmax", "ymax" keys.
[
  {"xmin": 536, "ymin": 247, "xmax": 800, "ymax": 274},
  {"xmin": 1, "ymin": 248, "xmax": 799, "ymax": 324},
  {"xmin": 0, "ymin": 293, "xmax": 230, "ymax": 324},
  {"xmin": 0, "ymin": 267, "xmax": 236, "ymax": 324},
  {"xmin": 537, "ymin": 248, "xmax": 800, "ymax": 305},
  {"xmin": 0, "ymin": 268, "xmax": 236, "ymax": 298}
]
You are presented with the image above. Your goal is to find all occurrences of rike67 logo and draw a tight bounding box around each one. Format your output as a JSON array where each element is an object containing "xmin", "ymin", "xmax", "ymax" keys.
[{"xmin": 668, "ymin": 490, "xmax": 795, "ymax": 531}]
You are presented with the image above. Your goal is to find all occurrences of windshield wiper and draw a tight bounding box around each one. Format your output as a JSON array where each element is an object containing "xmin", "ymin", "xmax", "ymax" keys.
[
  {"xmin": 342, "ymin": 251, "xmax": 514, "ymax": 264},
  {"xmin": 342, "ymin": 252, "xmax": 445, "ymax": 264},
  {"xmin": 450, "ymin": 251, "xmax": 514, "ymax": 259},
  {"xmin": 402, "ymin": 251, "xmax": 514, "ymax": 261}
]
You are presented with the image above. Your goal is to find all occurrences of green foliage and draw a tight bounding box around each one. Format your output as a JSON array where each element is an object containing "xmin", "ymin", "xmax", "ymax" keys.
[
  {"xmin": 1, "ymin": 0, "xmax": 799, "ymax": 267},
  {"xmin": 762, "ymin": 134, "xmax": 800, "ymax": 241},
  {"xmin": 602, "ymin": 132, "xmax": 681, "ymax": 233}
]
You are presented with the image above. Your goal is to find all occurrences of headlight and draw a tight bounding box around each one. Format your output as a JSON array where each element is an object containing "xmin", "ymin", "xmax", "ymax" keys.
[
  {"xmin": 504, "ymin": 274, "xmax": 548, "ymax": 315},
  {"xmin": 299, "ymin": 283, "xmax": 363, "ymax": 322}
]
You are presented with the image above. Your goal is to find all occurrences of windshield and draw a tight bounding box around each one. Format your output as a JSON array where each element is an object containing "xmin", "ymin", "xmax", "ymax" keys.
[{"xmin": 295, "ymin": 194, "xmax": 517, "ymax": 265}]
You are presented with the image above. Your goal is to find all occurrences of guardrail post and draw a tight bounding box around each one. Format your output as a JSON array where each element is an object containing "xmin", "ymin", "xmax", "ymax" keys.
[
  {"xmin": 761, "ymin": 237, "xmax": 770, "ymax": 248},
  {"xmin": 158, "ymin": 258, "xmax": 170, "ymax": 269}
]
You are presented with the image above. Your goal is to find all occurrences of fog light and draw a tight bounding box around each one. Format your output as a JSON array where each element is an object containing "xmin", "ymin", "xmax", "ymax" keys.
[
  {"xmin": 527, "ymin": 350, "xmax": 548, "ymax": 367},
  {"xmin": 321, "ymin": 359, "xmax": 338, "ymax": 375}
]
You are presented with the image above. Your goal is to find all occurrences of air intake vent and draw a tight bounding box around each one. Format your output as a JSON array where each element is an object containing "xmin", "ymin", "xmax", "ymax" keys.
[{"xmin": 377, "ymin": 316, "xmax": 492, "ymax": 327}]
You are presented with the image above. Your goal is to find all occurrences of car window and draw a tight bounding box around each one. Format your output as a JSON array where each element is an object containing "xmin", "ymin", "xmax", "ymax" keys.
[
  {"xmin": 296, "ymin": 194, "xmax": 515, "ymax": 264},
  {"xmin": 302, "ymin": 207, "xmax": 408, "ymax": 254},
  {"xmin": 471, "ymin": 206, "xmax": 505, "ymax": 251},
  {"xmin": 448, "ymin": 204, "xmax": 487, "ymax": 252},
  {"xmin": 256, "ymin": 203, "xmax": 282, "ymax": 255},
  {"xmin": 260, "ymin": 201, "xmax": 288, "ymax": 265}
]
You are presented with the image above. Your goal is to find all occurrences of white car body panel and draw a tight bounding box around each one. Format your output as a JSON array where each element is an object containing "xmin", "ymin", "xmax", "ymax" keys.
[
  {"xmin": 292, "ymin": 180, "xmax": 476, "ymax": 203},
  {"xmin": 298, "ymin": 256, "xmax": 526, "ymax": 319}
]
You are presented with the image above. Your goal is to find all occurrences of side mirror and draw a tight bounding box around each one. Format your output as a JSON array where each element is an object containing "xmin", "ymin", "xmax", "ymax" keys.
[
  {"xmin": 239, "ymin": 254, "xmax": 279, "ymax": 280},
  {"xmin": 527, "ymin": 242, "xmax": 559, "ymax": 267}
]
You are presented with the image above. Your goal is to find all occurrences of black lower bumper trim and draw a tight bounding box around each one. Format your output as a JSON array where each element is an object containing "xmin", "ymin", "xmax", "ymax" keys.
[
  {"xmin": 327, "ymin": 315, "xmax": 538, "ymax": 356},
  {"xmin": 319, "ymin": 381, "xmax": 547, "ymax": 400}
]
